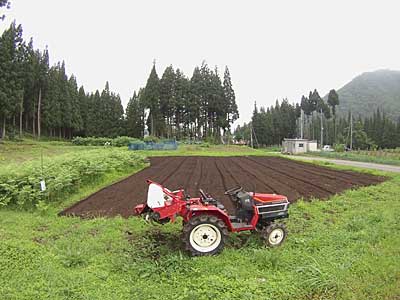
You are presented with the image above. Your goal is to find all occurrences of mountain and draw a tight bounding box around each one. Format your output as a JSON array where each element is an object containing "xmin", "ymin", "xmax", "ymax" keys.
[{"xmin": 331, "ymin": 70, "xmax": 400, "ymax": 121}]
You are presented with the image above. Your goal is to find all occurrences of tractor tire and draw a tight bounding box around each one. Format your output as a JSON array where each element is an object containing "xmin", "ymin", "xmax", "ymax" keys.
[
  {"xmin": 262, "ymin": 223, "xmax": 287, "ymax": 248},
  {"xmin": 182, "ymin": 214, "xmax": 229, "ymax": 256}
]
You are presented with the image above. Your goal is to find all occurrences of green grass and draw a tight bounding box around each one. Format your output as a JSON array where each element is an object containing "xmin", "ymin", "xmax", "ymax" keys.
[
  {"xmin": 0, "ymin": 139, "xmax": 266, "ymax": 168},
  {"xmin": 0, "ymin": 140, "xmax": 399, "ymax": 299},
  {"xmin": 0, "ymin": 139, "xmax": 102, "ymax": 166},
  {"xmin": 140, "ymin": 144, "xmax": 267, "ymax": 157},
  {"xmin": 301, "ymin": 150, "xmax": 400, "ymax": 166}
]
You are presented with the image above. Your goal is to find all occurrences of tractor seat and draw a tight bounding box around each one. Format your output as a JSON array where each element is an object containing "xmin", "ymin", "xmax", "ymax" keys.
[{"xmin": 236, "ymin": 191, "xmax": 254, "ymax": 211}]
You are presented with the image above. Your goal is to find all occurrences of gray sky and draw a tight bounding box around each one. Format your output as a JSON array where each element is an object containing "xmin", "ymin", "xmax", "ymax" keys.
[{"xmin": 1, "ymin": 0, "xmax": 400, "ymax": 124}]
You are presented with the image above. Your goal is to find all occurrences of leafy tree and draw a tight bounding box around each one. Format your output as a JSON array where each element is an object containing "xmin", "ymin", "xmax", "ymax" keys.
[
  {"xmin": 234, "ymin": 123, "xmax": 251, "ymax": 143},
  {"xmin": 352, "ymin": 121, "xmax": 376, "ymax": 150}
]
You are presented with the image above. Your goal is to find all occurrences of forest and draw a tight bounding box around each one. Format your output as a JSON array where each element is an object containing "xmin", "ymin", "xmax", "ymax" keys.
[
  {"xmin": 234, "ymin": 90, "xmax": 400, "ymax": 150},
  {"xmin": 0, "ymin": 21, "xmax": 238, "ymax": 141},
  {"xmin": 1, "ymin": 19, "xmax": 399, "ymax": 150}
]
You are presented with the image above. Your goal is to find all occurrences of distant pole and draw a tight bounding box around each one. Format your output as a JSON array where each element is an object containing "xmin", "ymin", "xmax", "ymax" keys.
[
  {"xmin": 250, "ymin": 123, "xmax": 254, "ymax": 148},
  {"xmin": 320, "ymin": 109, "xmax": 324, "ymax": 148},
  {"xmin": 350, "ymin": 111, "xmax": 353, "ymax": 150},
  {"xmin": 300, "ymin": 109, "xmax": 304, "ymax": 139}
]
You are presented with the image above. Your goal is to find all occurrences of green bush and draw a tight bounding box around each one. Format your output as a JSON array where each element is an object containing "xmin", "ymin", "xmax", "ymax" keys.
[
  {"xmin": 204, "ymin": 135, "xmax": 219, "ymax": 145},
  {"xmin": 200, "ymin": 142, "xmax": 210, "ymax": 148},
  {"xmin": 72, "ymin": 136, "xmax": 142, "ymax": 147},
  {"xmin": 71, "ymin": 136, "xmax": 112, "ymax": 146},
  {"xmin": 113, "ymin": 136, "xmax": 141, "ymax": 147},
  {"xmin": 334, "ymin": 144, "xmax": 345, "ymax": 152},
  {"xmin": 0, "ymin": 149, "xmax": 146, "ymax": 209},
  {"xmin": 143, "ymin": 136, "xmax": 160, "ymax": 143}
]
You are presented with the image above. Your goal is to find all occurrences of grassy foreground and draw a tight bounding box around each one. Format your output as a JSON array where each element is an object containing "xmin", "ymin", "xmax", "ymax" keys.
[{"xmin": 0, "ymin": 141, "xmax": 399, "ymax": 299}]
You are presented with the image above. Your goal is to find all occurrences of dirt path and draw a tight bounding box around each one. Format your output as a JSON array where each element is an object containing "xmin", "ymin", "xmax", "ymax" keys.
[
  {"xmin": 289, "ymin": 156, "xmax": 400, "ymax": 173},
  {"xmin": 60, "ymin": 156, "xmax": 386, "ymax": 218}
]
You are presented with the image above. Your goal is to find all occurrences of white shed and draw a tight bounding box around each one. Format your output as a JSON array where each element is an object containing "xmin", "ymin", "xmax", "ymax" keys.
[{"xmin": 282, "ymin": 138, "xmax": 318, "ymax": 154}]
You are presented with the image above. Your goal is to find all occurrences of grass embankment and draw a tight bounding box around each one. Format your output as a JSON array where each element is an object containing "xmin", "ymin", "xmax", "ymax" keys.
[
  {"xmin": 0, "ymin": 140, "xmax": 399, "ymax": 299},
  {"xmin": 302, "ymin": 149, "xmax": 400, "ymax": 166}
]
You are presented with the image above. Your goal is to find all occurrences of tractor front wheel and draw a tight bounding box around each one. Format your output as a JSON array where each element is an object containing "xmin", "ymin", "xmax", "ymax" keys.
[
  {"xmin": 262, "ymin": 223, "xmax": 287, "ymax": 247},
  {"xmin": 183, "ymin": 214, "xmax": 228, "ymax": 256}
]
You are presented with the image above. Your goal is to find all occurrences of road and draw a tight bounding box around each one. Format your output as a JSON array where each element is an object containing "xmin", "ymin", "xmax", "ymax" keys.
[{"xmin": 288, "ymin": 156, "xmax": 400, "ymax": 173}]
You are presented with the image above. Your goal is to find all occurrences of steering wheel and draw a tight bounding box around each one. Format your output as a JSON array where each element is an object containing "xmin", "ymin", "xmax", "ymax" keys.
[
  {"xmin": 224, "ymin": 186, "xmax": 243, "ymax": 195},
  {"xmin": 199, "ymin": 189, "xmax": 208, "ymax": 200}
]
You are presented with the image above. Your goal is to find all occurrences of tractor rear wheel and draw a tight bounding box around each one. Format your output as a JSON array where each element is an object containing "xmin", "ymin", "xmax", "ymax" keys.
[
  {"xmin": 262, "ymin": 223, "xmax": 287, "ymax": 247},
  {"xmin": 183, "ymin": 214, "xmax": 228, "ymax": 256}
]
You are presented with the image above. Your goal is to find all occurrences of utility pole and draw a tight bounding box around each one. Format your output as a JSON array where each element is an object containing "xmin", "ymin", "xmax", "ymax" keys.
[
  {"xmin": 320, "ymin": 109, "xmax": 324, "ymax": 148},
  {"xmin": 300, "ymin": 109, "xmax": 304, "ymax": 139},
  {"xmin": 350, "ymin": 111, "xmax": 353, "ymax": 150},
  {"xmin": 250, "ymin": 122, "xmax": 254, "ymax": 148}
]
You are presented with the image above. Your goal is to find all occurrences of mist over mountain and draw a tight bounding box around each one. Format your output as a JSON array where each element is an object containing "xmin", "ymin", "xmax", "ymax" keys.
[{"xmin": 331, "ymin": 70, "xmax": 400, "ymax": 121}]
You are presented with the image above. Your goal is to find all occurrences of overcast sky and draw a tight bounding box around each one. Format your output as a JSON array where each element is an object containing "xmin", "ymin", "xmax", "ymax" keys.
[{"xmin": 1, "ymin": 0, "xmax": 400, "ymax": 124}]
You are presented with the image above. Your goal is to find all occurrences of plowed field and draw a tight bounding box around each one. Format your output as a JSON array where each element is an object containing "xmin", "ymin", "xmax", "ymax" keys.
[{"xmin": 60, "ymin": 156, "xmax": 385, "ymax": 217}]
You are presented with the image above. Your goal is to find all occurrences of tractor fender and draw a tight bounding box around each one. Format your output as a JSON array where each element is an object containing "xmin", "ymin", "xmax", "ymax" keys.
[
  {"xmin": 188, "ymin": 205, "xmax": 233, "ymax": 231},
  {"xmin": 134, "ymin": 204, "xmax": 149, "ymax": 215}
]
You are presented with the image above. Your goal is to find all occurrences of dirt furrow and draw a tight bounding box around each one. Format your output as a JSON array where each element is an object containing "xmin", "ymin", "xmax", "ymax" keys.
[
  {"xmin": 245, "ymin": 156, "xmax": 340, "ymax": 194},
  {"xmin": 60, "ymin": 156, "xmax": 386, "ymax": 218}
]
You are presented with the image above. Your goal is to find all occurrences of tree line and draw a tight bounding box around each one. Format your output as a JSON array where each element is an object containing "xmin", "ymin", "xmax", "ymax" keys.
[
  {"xmin": 126, "ymin": 62, "xmax": 239, "ymax": 141},
  {"xmin": 0, "ymin": 21, "xmax": 125, "ymax": 139},
  {"xmin": 235, "ymin": 89, "xmax": 400, "ymax": 149},
  {"xmin": 0, "ymin": 21, "xmax": 238, "ymax": 140}
]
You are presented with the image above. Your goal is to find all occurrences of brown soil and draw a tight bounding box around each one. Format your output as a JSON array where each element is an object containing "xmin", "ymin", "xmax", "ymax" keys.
[{"xmin": 60, "ymin": 156, "xmax": 386, "ymax": 218}]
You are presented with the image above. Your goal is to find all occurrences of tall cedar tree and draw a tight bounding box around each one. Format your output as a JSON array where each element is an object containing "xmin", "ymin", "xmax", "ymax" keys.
[
  {"xmin": 143, "ymin": 65, "xmax": 161, "ymax": 136},
  {"xmin": 327, "ymin": 89, "xmax": 339, "ymax": 139},
  {"xmin": 223, "ymin": 66, "xmax": 239, "ymax": 133},
  {"xmin": 126, "ymin": 90, "xmax": 145, "ymax": 138}
]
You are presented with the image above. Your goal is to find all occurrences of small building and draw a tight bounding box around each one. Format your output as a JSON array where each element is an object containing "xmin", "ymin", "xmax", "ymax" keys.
[{"xmin": 281, "ymin": 138, "xmax": 318, "ymax": 154}]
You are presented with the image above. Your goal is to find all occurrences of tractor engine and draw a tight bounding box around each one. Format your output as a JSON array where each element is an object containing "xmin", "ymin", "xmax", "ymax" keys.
[{"xmin": 231, "ymin": 189, "xmax": 289, "ymax": 226}]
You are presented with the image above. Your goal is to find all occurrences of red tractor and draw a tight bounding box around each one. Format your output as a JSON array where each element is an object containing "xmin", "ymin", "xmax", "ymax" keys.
[{"xmin": 135, "ymin": 180, "xmax": 290, "ymax": 256}]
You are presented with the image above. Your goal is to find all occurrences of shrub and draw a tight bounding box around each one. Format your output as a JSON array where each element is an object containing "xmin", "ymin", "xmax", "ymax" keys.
[
  {"xmin": 204, "ymin": 136, "xmax": 219, "ymax": 145},
  {"xmin": 334, "ymin": 144, "xmax": 345, "ymax": 152},
  {"xmin": 0, "ymin": 149, "xmax": 146, "ymax": 209},
  {"xmin": 200, "ymin": 142, "xmax": 210, "ymax": 148},
  {"xmin": 113, "ymin": 136, "xmax": 141, "ymax": 147},
  {"xmin": 72, "ymin": 136, "xmax": 142, "ymax": 147},
  {"xmin": 143, "ymin": 136, "xmax": 160, "ymax": 143}
]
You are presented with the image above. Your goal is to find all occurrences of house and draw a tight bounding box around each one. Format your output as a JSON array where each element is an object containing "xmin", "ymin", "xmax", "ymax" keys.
[{"xmin": 281, "ymin": 138, "xmax": 318, "ymax": 154}]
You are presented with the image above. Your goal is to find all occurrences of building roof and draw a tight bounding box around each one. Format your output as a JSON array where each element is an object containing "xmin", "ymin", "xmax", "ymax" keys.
[{"xmin": 283, "ymin": 138, "xmax": 318, "ymax": 142}]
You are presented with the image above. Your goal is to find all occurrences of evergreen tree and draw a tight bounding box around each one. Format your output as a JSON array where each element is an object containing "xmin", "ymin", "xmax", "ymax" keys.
[
  {"xmin": 35, "ymin": 47, "xmax": 49, "ymax": 137},
  {"xmin": 223, "ymin": 66, "xmax": 239, "ymax": 133},
  {"xmin": 174, "ymin": 69, "xmax": 190, "ymax": 139},
  {"xmin": 77, "ymin": 86, "xmax": 88, "ymax": 136},
  {"xmin": 142, "ymin": 64, "xmax": 161, "ymax": 136},
  {"xmin": 0, "ymin": 21, "xmax": 24, "ymax": 138},
  {"xmin": 189, "ymin": 66, "xmax": 203, "ymax": 138},
  {"xmin": 126, "ymin": 91, "xmax": 145, "ymax": 138},
  {"xmin": 159, "ymin": 65, "xmax": 176, "ymax": 137},
  {"xmin": 327, "ymin": 89, "xmax": 339, "ymax": 139}
]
